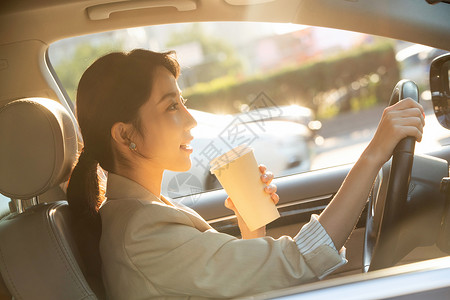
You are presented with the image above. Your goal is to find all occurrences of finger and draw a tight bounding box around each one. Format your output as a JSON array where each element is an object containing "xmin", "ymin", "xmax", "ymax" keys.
[
  {"xmin": 382, "ymin": 112, "xmax": 425, "ymax": 135},
  {"xmin": 386, "ymin": 108, "xmax": 425, "ymax": 126},
  {"xmin": 264, "ymin": 183, "xmax": 277, "ymax": 194},
  {"xmin": 261, "ymin": 171, "xmax": 274, "ymax": 184},
  {"xmin": 396, "ymin": 125, "xmax": 423, "ymax": 142},
  {"xmin": 385, "ymin": 102, "xmax": 422, "ymax": 122},
  {"xmin": 389, "ymin": 107, "xmax": 424, "ymax": 118},
  {"xmin": 271, "ymin": 193, "xmax": 280, "ymax": 205},
  {"xmin": 224, "ymin": 197, "xmax": 236, "ymax": 211},
  {"xmin": 224, "ymin": 197, "xmax": 230, "ymax": 209},
  {"xmin": 407, "ymin": 126, "xmax": 423, "ymax": 142},
  {"xmin": 394, "ymin": 117, "xmax": 424, "ymax": 132},
  {"xmin": 389, "ymin": 98, "xmax": 424, "ymax": 114},
  {"xmin": 259, "ymin": 164, "xmax": 267, "ymax": 174},
  {"xmin": 398, "ymin": 97, "xmax": 423, "ymax": 111}
]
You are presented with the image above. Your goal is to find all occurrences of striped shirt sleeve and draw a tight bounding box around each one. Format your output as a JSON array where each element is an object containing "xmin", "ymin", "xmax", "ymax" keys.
[{"xmin": 294, "ymin": 214, "xmax": 347, "ymax": 279}]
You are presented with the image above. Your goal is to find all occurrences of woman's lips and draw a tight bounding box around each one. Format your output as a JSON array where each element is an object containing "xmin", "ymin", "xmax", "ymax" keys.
[{"xmin": 180, "ymin": 144, "xmax": 193, "ymax": 153}]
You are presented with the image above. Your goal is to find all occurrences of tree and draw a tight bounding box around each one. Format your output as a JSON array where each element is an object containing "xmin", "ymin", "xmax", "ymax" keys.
[
  {"xmin": 166, "ymin": 24, "xmax": 242, "ymax": 86},
  {"xmin": 53, "ymin": 41, "xmax": 123, "ymax": 103}
]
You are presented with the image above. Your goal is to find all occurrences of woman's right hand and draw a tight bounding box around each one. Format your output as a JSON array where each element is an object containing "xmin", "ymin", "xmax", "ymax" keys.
[
  {"xmin": 318, "ymin": 98, "xmax": 425, "ymax": 250},
  {"xmin": 363, "ymin": 98, "xmax": 425, "ymax": 167}
]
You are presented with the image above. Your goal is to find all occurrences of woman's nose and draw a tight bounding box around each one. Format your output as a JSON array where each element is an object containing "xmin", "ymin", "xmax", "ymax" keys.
[{"xmin": 185, "ymin": 108, "xmax": 197, "ymax": 130}]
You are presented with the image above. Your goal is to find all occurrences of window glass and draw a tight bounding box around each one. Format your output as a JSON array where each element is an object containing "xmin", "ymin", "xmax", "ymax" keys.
[
  {"xmin": 0, "ymin": 194, "xmax": 10, "ymax": 215},
  {"xmin": 48, "ymin": 22, "xmax": 450, "ymax": 198}
]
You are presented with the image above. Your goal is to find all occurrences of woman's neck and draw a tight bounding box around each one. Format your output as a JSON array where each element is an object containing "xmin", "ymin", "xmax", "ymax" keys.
[{"xmin": 114, "ymin": 163, "xmax": 164, "ymax": 197}]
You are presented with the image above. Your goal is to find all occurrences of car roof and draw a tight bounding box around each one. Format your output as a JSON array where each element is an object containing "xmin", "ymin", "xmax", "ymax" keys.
[{"xmin": 1, "ymin": 0, "xmax": 450, "ymax": 51}]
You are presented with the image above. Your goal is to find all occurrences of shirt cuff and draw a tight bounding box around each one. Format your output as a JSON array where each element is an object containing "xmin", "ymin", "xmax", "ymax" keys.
[{"xmin": 294, "ymin": 214, "xmax": 347, "ymax": 279}]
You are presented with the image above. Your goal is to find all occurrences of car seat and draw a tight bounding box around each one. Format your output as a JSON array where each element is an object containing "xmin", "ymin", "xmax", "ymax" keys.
[{"xmin": 0, "ymin": 98, "xmax": 102, "ymax": 299}]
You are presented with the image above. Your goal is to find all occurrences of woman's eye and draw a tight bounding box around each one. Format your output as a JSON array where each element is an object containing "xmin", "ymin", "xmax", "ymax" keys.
[
  {"xmin": 168, "ymin": 102, "xmax": 179, "ymax": 111},
  {"xmin": 167, "ymin": 97, "xmax": 187, "ymax": 111}
]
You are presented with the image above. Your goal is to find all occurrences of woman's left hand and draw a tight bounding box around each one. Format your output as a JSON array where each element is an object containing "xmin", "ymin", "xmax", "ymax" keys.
[{"xmin": 225, "ymin": 164, "xmax": 279, "ymax": 239}]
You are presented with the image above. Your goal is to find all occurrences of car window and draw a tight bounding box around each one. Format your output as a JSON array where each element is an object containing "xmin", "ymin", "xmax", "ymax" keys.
[
  {"xmin": 48, "ymin": 22, "xmax": 450, "ymax": 198},
  {"xmin": 0, "ymin": 193, "xmax": 10, "ymax": 216}
]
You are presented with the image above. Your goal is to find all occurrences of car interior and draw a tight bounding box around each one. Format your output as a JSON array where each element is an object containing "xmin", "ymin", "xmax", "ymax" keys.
[
  {"xmin": 1, "ymin": 0, "xmax": 450, "ymax": 299},
  {"xmin": 0, "ymin": 98, "xmax": 100, "ymax": 299}
]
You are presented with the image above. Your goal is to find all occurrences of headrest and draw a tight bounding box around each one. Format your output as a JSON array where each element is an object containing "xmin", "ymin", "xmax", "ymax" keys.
[{"xmin": 0, "ymin": 98, "xmax": 78, "ymax": 199}]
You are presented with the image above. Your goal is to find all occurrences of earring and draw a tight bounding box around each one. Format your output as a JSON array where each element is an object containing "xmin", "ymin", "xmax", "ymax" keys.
[{"xmin": 129, "ymin": 142, "xmax": 137, "ymax": 151}]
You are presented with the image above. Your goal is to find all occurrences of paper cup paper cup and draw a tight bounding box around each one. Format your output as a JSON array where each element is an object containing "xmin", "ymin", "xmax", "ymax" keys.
[{"xmin": 210, "ymin": 144, "xmax": 280, "ymax": 231}]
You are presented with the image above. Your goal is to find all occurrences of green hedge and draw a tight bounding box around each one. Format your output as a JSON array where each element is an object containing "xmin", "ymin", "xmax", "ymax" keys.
[{"xmin": 184, "ymin": 43, "xmax": 400, "ymax": 117}]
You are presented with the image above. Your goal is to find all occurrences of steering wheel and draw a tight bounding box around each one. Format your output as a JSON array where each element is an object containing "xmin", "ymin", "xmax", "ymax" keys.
[{"xmin": 363, "ymin": 80, "xmax": 419, "ymax": 272}]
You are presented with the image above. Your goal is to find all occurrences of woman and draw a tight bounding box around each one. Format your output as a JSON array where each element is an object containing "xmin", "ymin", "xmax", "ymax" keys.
[{"xmin": 67, "ymin": 49, "xmax": 425, "ymax": 299}]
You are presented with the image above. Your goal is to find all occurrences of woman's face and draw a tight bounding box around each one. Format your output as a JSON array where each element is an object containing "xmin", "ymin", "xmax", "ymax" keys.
[{"xmin": 133, "ymin": 66, "xmax": 197, "ymax": 172}]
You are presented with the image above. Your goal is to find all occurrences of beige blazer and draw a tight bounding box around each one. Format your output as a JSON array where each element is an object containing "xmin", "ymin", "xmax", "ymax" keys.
[{"xmin": 99, "ymin": 173, "xmax": 343, "ymax": 299}]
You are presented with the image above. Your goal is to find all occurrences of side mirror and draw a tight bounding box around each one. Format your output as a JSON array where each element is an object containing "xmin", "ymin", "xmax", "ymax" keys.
[{"xmin": 431, "ymin": 53, "xmax": 450, "ymax": 129}]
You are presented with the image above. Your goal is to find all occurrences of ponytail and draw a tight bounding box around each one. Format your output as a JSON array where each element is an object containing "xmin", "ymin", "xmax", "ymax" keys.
[
  {"xmin": 67, "ymin": 149, "xmax": 104, "ymax": 228},
  {"xmin": 67, "ymin": 149, "xmax": 105, "ymax": 297}
]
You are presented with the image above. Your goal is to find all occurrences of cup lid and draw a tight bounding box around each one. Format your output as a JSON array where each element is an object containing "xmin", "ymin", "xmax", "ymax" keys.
[{"xmin": 209, "ymin": 144, "xmax": 253, "ymax": 173}]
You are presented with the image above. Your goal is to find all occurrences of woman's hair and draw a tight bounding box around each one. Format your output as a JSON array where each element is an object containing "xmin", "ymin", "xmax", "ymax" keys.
[
  {"xmin": 66, "ymin": 49, "xmax": 179, "ymax": 288},
  {"xmin": 68, "ymin": 49, "xmax": 179, "ymax": 220}
]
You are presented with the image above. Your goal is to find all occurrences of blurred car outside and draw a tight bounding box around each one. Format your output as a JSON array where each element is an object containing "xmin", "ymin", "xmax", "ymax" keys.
[
  {"xmin": 161, "ymin": 107, "xmax": 315, "ymax": 200},
  {"xmin": 236, "ymin": 104, "xmax": 322, "ymax": 131},
  {"xmin": 236, "ymin": 104, "xmax": 323, "ymax": 142}
]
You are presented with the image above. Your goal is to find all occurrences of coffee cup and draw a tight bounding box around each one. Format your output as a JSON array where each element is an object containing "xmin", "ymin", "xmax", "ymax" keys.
[{"xmin": 210, "ymin": 144, "xmax": 280, "ymax": 231}]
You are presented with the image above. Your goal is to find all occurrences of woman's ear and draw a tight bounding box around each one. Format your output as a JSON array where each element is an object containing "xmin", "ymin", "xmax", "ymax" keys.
[{"xmin": 111, "ymin": 122, "xmax": 134, "ymax": 150}]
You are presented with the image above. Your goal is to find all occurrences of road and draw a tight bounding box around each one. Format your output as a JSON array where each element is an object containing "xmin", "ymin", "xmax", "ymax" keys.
[{"xmin": 311, "ymin": 102, "xmax": 450, "ymax": 170}]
